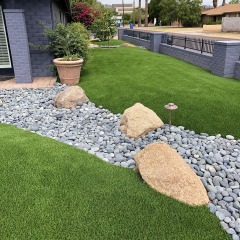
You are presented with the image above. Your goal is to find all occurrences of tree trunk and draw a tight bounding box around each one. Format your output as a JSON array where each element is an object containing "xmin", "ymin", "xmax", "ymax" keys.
[
  {"xmin": 122, "ymin": 0, "xmax": 125, "ymax": 26},
  {"xmin": 138, "ymin": 0, "xmax": 141, "ymax": 27},
  {"xmin": 144, "ymin": 0, "xmax": 148, "ymax": 27},
  {"xmin": 222, "ymin": 0, "xmax": 226, "ymax": 5},
  {"xmin": 133, "ymin": 0, "xmax": 135, "ymax": 25},
  {"xmin": 213, "ymin": 0, "xmax": 218, "ymax": 8}
]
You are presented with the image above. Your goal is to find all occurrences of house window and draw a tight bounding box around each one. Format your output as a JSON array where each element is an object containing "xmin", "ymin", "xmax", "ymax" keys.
[{"xmin": 0, "ymin": 6, "xmax": 11, "ymax": 68}]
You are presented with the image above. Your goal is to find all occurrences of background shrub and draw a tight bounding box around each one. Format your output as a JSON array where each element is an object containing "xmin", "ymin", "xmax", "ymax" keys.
[
  {"xmin": 203, "ymin": 21, "xmax": 222, "ymax": 25},
  {"xmin": 91, "ymin": 10, "xmax": 117, "ymax": 42}
]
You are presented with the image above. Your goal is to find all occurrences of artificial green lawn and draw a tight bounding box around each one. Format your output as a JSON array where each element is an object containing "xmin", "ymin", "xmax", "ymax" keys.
[
  {"xmin": 90, "ymin": 39, "xmax": 125, "ymax": 46},
  {"xmin": 81, "ymin": 46, "xmax": 240, "ymax": 139},
  {"xmin": 0, "ymin": 123, "xmax": 230, "ymax": 239}
]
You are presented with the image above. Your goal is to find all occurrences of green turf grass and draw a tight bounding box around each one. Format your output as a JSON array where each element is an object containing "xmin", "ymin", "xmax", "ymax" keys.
[
  {"xmin": 0, "ymin": 124, "xmax": 230, "ymax": 239},
  {"xmin": 90, "ymin": 39, "xmax": 125, "ymax": 46},
  {"xmin": 80, "ymin": 47, "xmax": 240, "ymax": 139}
]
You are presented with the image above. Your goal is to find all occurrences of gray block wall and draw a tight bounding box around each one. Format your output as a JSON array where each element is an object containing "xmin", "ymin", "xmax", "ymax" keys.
[
  {"xmin": 159, "ymin": 44, "xmax": 213, "ymax": 71},
  {"xmin": 150, "ymin": 32, "xmax": 166, "ymax": 53},
  {"xmin": 14, "ymin": 0, "xmax": 54, "ymax": 77},
  {"xmin": 122, "ymin": 35, "xmax": 151, "ymax": 50},
  {"xmin": 3, "ymin": 9, "xmax": 32, "ymax": 83},
  {"xmin": 234, "ymin": 61, "xmax": 240, "ymax": 80},
  {"xmin": 4, "ymin": 0, "xmax": 67, "ymax": 79},
  {"xmin": 211, "ymin": 41, "xmax": 240, "ymax": 78}
]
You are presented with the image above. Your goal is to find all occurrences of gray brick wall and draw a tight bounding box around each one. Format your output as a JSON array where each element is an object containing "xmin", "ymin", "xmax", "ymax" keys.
[
  {"xmin": 122, "ymin": 35, "xmax": 151, "ymax": 49},
  {"xmin": 234, "ymin": 61, "xmax": 240, "ymax": 80},
  {"xmin": 118, "ymin": 28, "xmax": 126, "ymax": 41},
  {"xmin": 14, "ymin": 0, "xmax": 54, "ymax": 77},
  {"xmin": 3, "ymin": 9, "xmax": 32, "ymax": 83},
  {"xmin": 150, "ymin": 32, "xmax": 166, "ymax": 53},
  {"xmin": 211, "ymin": 41, "xmax": 240, "ymax": 78},
  {"xmin": 159, "ymin": 44, "xmax": 212, "ymax": 70},
  {"xmin": 4, "ymin": 0, "xmax": 68, "ymax": 80},
  {"xmin": 119, "ymin": 30, "xmax": 165, "ymax": 52}
]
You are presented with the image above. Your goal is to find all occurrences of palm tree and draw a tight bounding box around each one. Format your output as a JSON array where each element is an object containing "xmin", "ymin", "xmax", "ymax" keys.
[
  {"xmin": 138, "ymin": 0, "xmax": 141, "ymax": 27},
  {"xmin": 122, "ymin": 0, "xmax": 125, "ymax": 27},
  {"xmin": 144, "ymin": 0, "xmax": 148, "ymax": 27},
  {"xmin": 213, "ymin": 0, "xmax": 218, "ymax": 8},
  {"xmin": 222, "ymin": 0, "xmax": 226, "ymax": 5}
]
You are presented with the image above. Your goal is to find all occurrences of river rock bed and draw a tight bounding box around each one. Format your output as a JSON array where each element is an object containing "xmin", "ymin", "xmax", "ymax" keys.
[{"xmin": 0, "ymin": 84, "xmax": 240, "ymax": 239}]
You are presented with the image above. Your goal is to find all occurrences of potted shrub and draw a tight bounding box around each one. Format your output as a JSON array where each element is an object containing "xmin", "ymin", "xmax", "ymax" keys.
[{"xmin": 36, "ymin": 22, "xmax": 90, "ymax": 85}]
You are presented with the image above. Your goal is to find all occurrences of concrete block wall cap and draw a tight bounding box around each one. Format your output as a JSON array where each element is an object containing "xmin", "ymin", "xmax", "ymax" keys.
[
  {"xmin": 215, "ymin": 41, "xmax": 240, "ymax": 46},
  {"xmin": 150, "ymin": 32, "xmax": 167, "ymax": 35},
  {"xmin": 3, "ymin": 9, "xmax": 25, "ymax": 13}
]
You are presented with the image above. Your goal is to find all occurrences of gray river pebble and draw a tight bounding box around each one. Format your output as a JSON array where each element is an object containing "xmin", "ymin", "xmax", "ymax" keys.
[{"xmin": 0, "ymin": 84, "xmax": 240, "ymax": 239}]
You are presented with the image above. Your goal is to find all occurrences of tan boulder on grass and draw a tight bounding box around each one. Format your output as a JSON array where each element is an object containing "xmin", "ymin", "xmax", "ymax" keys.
[
  {"xmin": 120, "ymin": 103, "xmax": 164, "ymax": 138},
  {"xmin": 54, "ymin": 86, "xmax": 88, "ymax": 109},
  {"xmin": 135, "ymin": 142, "xmax": 209, "ymax": 206}
]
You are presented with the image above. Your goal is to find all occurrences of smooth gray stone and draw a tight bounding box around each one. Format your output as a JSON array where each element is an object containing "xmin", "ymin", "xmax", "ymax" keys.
[
  {"xmin": 208, "ymin": 192, "xmax": 216, "ymax": 201},
  {"xmin": 120, "ymin": 162, "xmax": 129, "ymax": 168},
  {"xmin": 232, "ymin": 234, "xmax": 239, "ymax": 240},
  {"xmin": 220, "ymin": 180, "xmax": 229, "ymax": 188},
  {"xmin": 224, "ymin": 217, "xmax": 231, "ymax": 223},
  {"xmin": 208, "ymin": 203, "xmax": 216, "ymax": 213},
  {"xmin": 216, "ymin": 211, "xmax": 225, "ymax": 221},
  {"xmin": 226, "ymin": 135, "xmax": 234, "ymax": 140},
  {"xmin": 220, "ymin": 221, "xmax": 229, "ymax": 230},
  {"xmin": 218, "ymin": 209, "xmax": 232, "ymax": 217},
  {"xmin": 224, "ymin": 196, "xmax": 234, "ymax": 202},
  {"xmin": 226, "ymin": 228, "xmax": 236, "ymax": 235},
  {"xmin": 216, "ymin": 193, "xmax": 223, "ymax": 201},
  {"xmin": 235, "ymin": 225, "xmax": 240, "ymax": 233},
  {"xmin": 206, "ymin": 185, "xmax": 218, "ymax": 193},
  {"xmin": 213, "ymin": 176, "xmax": 222, "ymax": 186}
]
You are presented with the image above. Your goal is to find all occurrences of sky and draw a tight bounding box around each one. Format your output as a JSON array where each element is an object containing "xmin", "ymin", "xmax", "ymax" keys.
[{"xmin": 97, "ymin": 0, "xmax": 230, "ymax": 7}]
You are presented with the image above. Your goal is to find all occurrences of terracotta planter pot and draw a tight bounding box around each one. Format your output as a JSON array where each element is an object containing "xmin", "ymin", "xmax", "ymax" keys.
[{"xmin": 53, "ymin": 58, "xmax": 84, "ymax": 86}]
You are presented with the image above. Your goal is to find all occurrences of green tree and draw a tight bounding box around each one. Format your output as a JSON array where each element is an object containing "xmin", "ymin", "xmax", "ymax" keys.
[
  {"xmin": 159, "ymin": 0, "xmax": 178, "ymax": 24},
  {"xmin": 91, "ymin": 9, "xmax": 117, "ymax": 45},
  {"xmin": 229, "ymin": 0, "xmax": 240, "ymax": 3},
  {"xmin": 131, "ymin": 8, "xmax": 145, "ymax": 24},
  {"xmin": 182, "ymin": 0, "xmax": 202, "ymax": 27},
  {"xmin": 123, "ymin": 13, "xmax": 132, "ymax": 23},
  {"xmin": 159, "ymin": 0, "xmax": 201, "ymax": 26},
  {"xmin": 148, "ymin": 0, "xmax": 162, "ymax": 25}
]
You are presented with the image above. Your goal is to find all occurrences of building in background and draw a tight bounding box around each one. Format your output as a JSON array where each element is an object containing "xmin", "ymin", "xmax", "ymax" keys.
[
  {"xmin": 104, "ymin": 3, "xmax": 134, "ymax": 15},
  {"xmin": 202, "ymin": 4, "xmax": 240, "ymax": 22}
]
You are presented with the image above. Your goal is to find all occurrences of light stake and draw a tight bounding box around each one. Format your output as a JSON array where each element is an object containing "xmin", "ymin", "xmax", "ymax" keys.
[{"xmin": 164, "ymin": 103, "xmax": 178, "ymax": 126}]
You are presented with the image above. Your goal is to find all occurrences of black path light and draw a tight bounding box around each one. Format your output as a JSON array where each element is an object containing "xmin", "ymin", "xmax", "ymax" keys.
[{"xmin": 164, "ymin": 103, "xmax": 178, "ymax": 126}]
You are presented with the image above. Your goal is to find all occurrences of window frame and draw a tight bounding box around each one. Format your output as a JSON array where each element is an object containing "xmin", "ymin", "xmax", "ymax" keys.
[{"xmin": 0, "ymin": 5, "xmax": 12, "ymax": 69}]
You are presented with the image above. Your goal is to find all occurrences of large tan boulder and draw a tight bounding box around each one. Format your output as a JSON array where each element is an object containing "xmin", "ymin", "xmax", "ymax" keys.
[
  {"xmin": 120, "ymin": 103, "xmax": 164, "ymax": 138},
  {"xmin": 135, "ymin": 142, "xmax": 209, "ymax": 206},
  {"xmin": 54, "ymin": 86, "xmax": 88, "ymax": 109}
]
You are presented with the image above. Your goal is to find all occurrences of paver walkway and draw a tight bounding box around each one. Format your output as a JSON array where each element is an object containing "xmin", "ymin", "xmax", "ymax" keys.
[{"xmin": 0, "ymin": 77, "xmax": 56, "ymax": 89}]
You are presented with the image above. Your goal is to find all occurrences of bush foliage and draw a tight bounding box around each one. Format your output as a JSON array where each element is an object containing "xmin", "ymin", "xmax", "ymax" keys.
[
  {"xmin": 43, "ymin": 22, "xmax": 90, "ymax": 62},
  {"xmin": 91, "ymin": 10, "xmax": 117, "ymax": 42},
  {"xmin": 72, "ymin": 2, "xmax": 95, "ymax": 29}
]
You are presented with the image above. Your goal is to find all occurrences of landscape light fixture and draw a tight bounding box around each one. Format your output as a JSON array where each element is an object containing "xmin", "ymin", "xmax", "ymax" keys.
[{"xmin": 164, "ymin": 103, "xmax": 178, "ymax": 126}]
